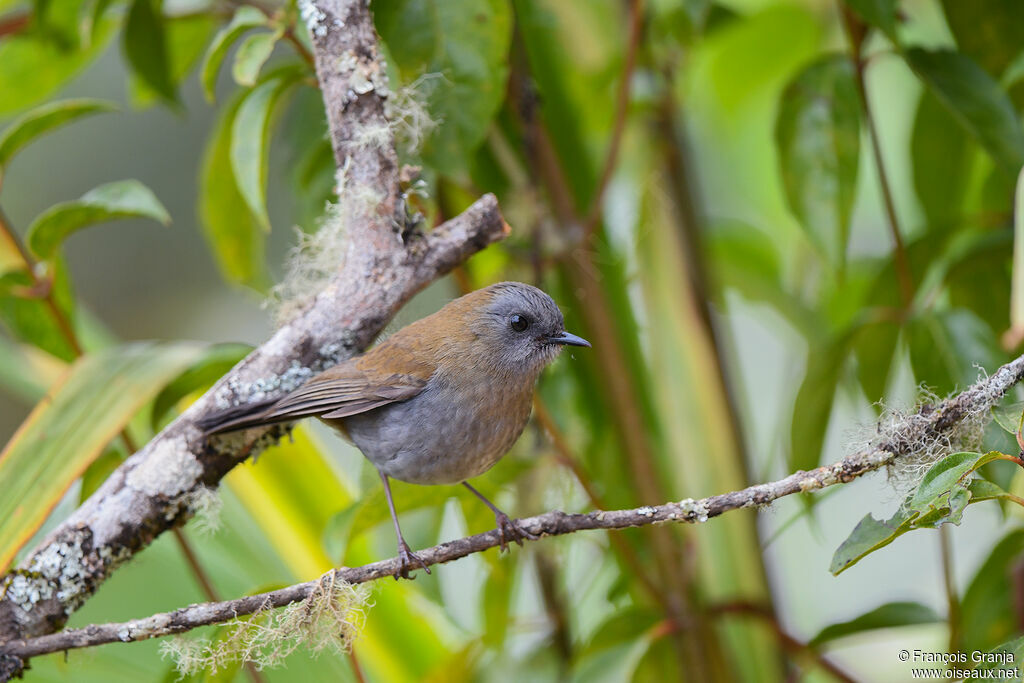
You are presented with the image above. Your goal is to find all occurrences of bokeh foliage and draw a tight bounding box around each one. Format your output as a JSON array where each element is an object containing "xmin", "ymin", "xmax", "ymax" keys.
[{"xmin": 2, "ymin": 0, "xmax": 1024, "ymax": 680}]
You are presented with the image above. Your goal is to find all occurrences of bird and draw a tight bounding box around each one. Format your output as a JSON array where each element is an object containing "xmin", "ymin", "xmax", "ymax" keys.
[{"xmin": 199, "ymin": 281, "xmax": 590, "ymax": 579}]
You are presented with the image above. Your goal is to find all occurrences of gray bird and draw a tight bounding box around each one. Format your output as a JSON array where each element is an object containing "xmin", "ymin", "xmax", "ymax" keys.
[{"xmin": 200, "ymin": 282, "xmax": 590, "ymax": 578}]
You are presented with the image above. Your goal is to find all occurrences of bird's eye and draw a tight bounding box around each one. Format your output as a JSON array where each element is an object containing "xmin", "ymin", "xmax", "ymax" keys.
[{"xmin": 509, "ymin": 314, "xmax": 529, "ymax": 332}]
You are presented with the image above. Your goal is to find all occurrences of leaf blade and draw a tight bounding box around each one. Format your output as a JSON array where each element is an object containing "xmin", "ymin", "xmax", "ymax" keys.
[
  {"xmin": 26, "ymin": 179, "xmax": 171, "ymax": 260},
  {"xmin": 0, "ymin": 342, "xmax": 206, "ymax": 572},
  {"xmin": 0, "ymin": 98, "xmax": 117, "ymax": 173}
]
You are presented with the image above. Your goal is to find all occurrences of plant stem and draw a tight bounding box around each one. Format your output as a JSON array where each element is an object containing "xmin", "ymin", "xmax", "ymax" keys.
[
  {"xmin": 709, "ymin": 601, "xmax": 857, "ymax": 682},
  {"xmin": 840, "ymin": 7, "xmax": 913, "ymax": 307},
  {"xmin": 581, "ymin": 0, "xmax": 644, "ymax": 240},
  {"xmin": 940, "ymin": 526, "xmax": 960, "ymax": 653}
]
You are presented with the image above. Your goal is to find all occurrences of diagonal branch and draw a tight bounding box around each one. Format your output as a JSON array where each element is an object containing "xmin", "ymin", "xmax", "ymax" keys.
[
  {"xmin": 4, "ymin": 351, "xmax": 1024, "ymax": 673},
  {"xmin": 0, "ymin": 0, "xmax": 507, "ymax": 649}
]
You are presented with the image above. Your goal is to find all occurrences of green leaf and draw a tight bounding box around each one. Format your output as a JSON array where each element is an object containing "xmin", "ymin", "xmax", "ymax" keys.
[
  {"xmin": 909, "ymin": 451, "xmax": 999, "ymax": 513},
  {"xmin": 198, "ymin": 92, "xmax": 266, "ymax": 288},
  {"xmin": 0, "ymin": 17, "xmax": 117, "ymax": 117},
  {"xmin": 375, "ymin": 0, "xmax": 513, "ymax": 176},
  {"xmin": 775, "ymin": 54, "xmax": 860, "ymax": 270},
  {"xmin": 968, "ymin": 478, "xmax": 1014, "ymax": 503},
  {"xmin": 199, "ymin": 5, "xmax": 268, "ymax": 101},
  {"xmin": 0, "ymin": 257, "xmax": 78, "ymax": 361},
  {"xmin": 0, "ymin": 337, "xmax": 55, "ymax": 404},
  {"xmin": 0, "ymin": 98, "xmax": 116, "ymax": 176},
  {"xmin": 321, "ymin": 503, "xmax": 359, "ymax": 564},
  {"xmin": 907, "ymin": 309, "xmax": 996, "ymax": 396},
  {"xmin": 1011, "ymin": 167, "xmax": 1024, "ymax": 339},
  {"xmin": 842, "ymin": 0, "xmax": 899, "ymax": 42},
  {"xmin": 0, "ymin": 341, "xmax": 205, "ymax": 572},
  {"xmin": 960, "ymin": 530, "xmax": 1024, "ymax": 652},
  {"xmin": 852, "ymin": 318, "xmax": 898, "ymax": 401},
  {"xmin": 906, "ymin": 48, "xmax": 1024, "ymax": 173},
  {"xmin": 231, "ymin": 28, "xmax": 282, "ymax": 88},
  {"xmin": 910, "ymin": 89, "xmax": 972, "ymax": 229},
  {"xmin": 790, "ymin": 335, "xmax": 848, "ymax": 472},
  {"xmin": 122, "ymin": 0, "xmax": 176, "ymax": 106},
  {"xmin": 992, "ymin": 400, "xmax": 1024, "ymax": 435},
  {"xmin": 229, "ymin": 71, "xmax": 300, "ymax": 231},
  {"xmin": 809, "ymin": 602, "xmax": 940, "ymax": 646},
  {"xmin": 151, "ymin": 342, "xmax": 251, "ymax": 430},
  {"xmin": 830, "ymin": 506, "xmax": 918, "ymax": 575},
  {"xmin": 129, "ymin": 13, "xmax": 215, "ymax": 108},
  {"xmin": 974, "ymin": 637, "xmax": 1024, "ymax": 673},
  {"xmin": 79, "ymin": 443, "xmax": 126, "ymax": 503},
  {"xmin": 26, "ymin": 179, "xmax": 171, "ymax": 260},
  {"xmin": 940, "ymin": 0, "xmax": 1024, "ymax": 78}
]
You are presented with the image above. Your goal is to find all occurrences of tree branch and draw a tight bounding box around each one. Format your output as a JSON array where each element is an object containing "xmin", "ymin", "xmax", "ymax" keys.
[
  {"xmin": 0, "ymin": 0, "xmax": 507, "ymax": 650},
  {"xmin": 5, "ymin": 351, "xmax": 1024, "ymax": 672}
]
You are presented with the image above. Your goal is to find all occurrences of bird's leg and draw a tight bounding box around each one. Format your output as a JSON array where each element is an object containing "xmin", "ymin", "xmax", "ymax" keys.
[
  {"xmin": 462, "ymin": 481, "xmax": 538, "ymax": 552},
  {"xmin": 379, "ymin": 471, "xmax": 430, "ymax": 580}
]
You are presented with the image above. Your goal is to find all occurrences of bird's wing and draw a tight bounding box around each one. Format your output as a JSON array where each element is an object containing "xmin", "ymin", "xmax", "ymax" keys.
[{"xmin": 199, "ymin": 339, "xmax": 434, "ymax": 434}]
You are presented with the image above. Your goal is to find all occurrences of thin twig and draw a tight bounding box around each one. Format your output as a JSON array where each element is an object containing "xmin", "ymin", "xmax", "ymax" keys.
[
  {"xmin": 0, "ymin": 444, "xmax": 929, "ymax": 660},
  {"xmin": 10, "ymin": 344, "xmax": 1024, "ymax": 667},
  {"xmin": 840, "ymin": 6, "xmax": 913, "ymax": 306}
]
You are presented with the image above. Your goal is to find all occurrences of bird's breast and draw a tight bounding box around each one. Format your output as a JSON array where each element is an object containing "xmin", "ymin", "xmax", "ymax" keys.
[{"xmin": 339, "ymin": 372, "xmax": 535, "ymax": 485}]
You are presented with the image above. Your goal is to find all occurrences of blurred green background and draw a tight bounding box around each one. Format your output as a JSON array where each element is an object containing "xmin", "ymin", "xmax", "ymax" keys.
[{"xmin": 3, "ymin": 0, "xmax": 1024, "ymax": 680}]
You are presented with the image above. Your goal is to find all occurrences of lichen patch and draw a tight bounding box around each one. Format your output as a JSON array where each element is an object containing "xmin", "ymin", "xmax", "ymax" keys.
[{"xmin": 126, "ymin": 438, "xmax": 203, "ymax": 498}]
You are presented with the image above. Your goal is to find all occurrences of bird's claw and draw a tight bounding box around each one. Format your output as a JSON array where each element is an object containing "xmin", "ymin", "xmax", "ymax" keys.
[
  {"xmin": 494, "ymin": 511, "xmax": 537, "ymax": 552},
  {"xmin": 394, "ymin": 539, "xmax": 431, "ymax": 580}
]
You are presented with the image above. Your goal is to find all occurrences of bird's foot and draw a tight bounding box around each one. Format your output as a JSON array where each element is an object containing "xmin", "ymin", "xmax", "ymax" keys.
[
  {"xmin": 494, "ymin": 511, "xmax": 538, "ymax": 552},
  {"xmin": 394, "ymin": 539, "xmax": 431, "ymax": 580}
]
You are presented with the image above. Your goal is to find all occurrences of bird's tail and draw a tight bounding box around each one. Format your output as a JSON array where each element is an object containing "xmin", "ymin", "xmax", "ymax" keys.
[{"xmin": 196, "ymin": 398, "xmax": 284, "ymax": 435}]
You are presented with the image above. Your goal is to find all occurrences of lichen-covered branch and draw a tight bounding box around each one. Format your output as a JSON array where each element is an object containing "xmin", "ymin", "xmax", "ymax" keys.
[
  {"xmin": 0, "ymin": 0, "xmax": 507, "ymax": 655},
  {"xmin": 4, "ymin": 352, "xmax": 1024, "ymax": 673}
]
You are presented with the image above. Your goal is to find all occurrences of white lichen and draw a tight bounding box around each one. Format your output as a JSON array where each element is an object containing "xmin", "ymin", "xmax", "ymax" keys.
[
  {"xmin": 297, "ymin": 0, "xmax": 328, "ymax": 38},
  {"xmin": 126, "ymin": 437, "xmax": 203, "ymax": 498},
  {"xmin": 2, "ymin": 530, "xmax": 123, "ymax": 616},
  {"xmin": 337, "ymin": 49, "xmax": 389, "ymax": 103},
  {"xmin": 183, "ymin": 486, "xmax": 223, "ymax": 536},
  {"xmin": 677, "ymin": 498, "xmax": 709, "ymax": 523},
  {"xmin": 847, "ymin": 381, "xmax": 994, "ymax": 495},
  {"xmin": 160, "ymin": 575, "xmax": 369, "ymax": 675}
]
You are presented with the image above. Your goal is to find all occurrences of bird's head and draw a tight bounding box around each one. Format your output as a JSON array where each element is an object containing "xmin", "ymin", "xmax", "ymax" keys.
[{"xmin": 458, "ymin": 281, "xmax": 590, "ymax": 378}]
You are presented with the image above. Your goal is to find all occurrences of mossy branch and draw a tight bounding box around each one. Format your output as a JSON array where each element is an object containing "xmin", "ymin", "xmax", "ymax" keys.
[{"xmin": 3, "ymin": 351, "xmax": 1023, "ymax": 676}]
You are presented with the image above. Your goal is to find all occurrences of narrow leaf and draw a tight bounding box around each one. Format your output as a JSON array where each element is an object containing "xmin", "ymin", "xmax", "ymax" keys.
[
  {"xmin": 231, "ymin": 28, "xmax": 282, "ymax": 88},
  {"xmin": 199, "ymin": 93, "xmax": 266, "ymax": 288},
  {"xmin": 1010, "ymin": 167, "xmax": 1024, "ymax": 342},
  {"xmin": 0, "ymin": 99, "xmax": 116, "ymax": 174},
  {"xmin": 992, "ymin": 400, "xmax": 1024, "ymax": 435},
  {"xmin": 0, "ymin": 342, "xmax": 205, "ymax": 572},
  {"xmin": 906, "ymin": 48, "xmax": 1024, "ymax": 173},
  {"xmin": 229, "ymin": 72, "xmax": 299, "ymax": 231},
  {"xmin": 122, "ymin": 0, "xmax": 177, "ymax": 106},
  {"xmin": 775, "ymin": 54, "xmax": 860, "ymax": 269},
  {"xmin": 810, "ymin": 602, "xmax": 940, "ymax": 646},
  {"xmin": 199, "ymin": 5, "xmax": 268, "ymax": 101},
  {"xmin": 790, "ymin": 336, "xmax": 848, "ymax": 472},
  {"xmin": 843, "ymin": 0, "xmax": 899, "ymax": 42},
  {"xmin": 27, "ymin": 180, "xmax": 171, "ymax": 259}
]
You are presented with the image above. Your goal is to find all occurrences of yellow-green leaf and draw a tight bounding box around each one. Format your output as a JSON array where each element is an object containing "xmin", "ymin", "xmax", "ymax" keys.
[
  {"xmin": 26, "ymin": 179, "xmax": 171, "ymax": 260},
  {"xmin": 0, "ymin": 341, "xmax": 206, "ymax": 572},
  {"xmin": 199, "ymin": 5, "xmax": 269, "ymax": 102},
  {"xmin": 229, "ymin": 71, "xmax": 300, "ymax": 231},
  {"xmin": 231, "ymin": 28, "xmax": 282, "ymax": 88},
  {"xmin": 0, "ymin": 98, "xmax": 117, "ymax": 176}
]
